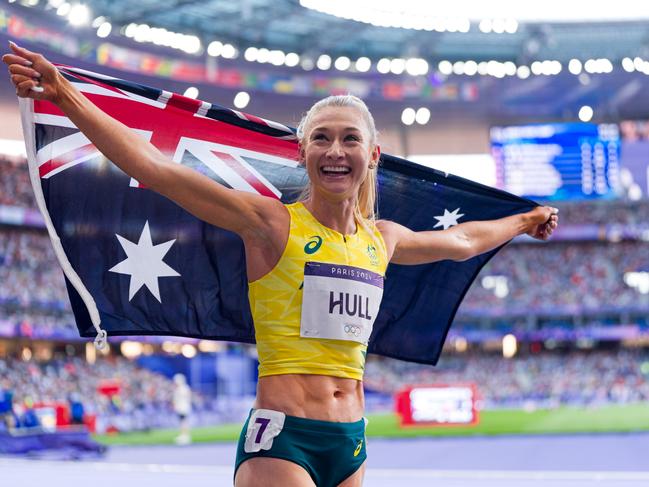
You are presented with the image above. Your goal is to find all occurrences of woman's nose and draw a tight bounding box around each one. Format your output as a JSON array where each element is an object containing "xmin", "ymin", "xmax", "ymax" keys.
[{"xmin": 326, "ymin": 140, "xmax": 344, "ymax": 158}]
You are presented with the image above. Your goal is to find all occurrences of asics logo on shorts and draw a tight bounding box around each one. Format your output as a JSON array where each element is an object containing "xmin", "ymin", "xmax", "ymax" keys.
[
  {"xmin": 344, "ymin": 324, "xmax": 361, "ymax": 337},
  {"xmin": 354, "ymin": 440, "xmax": 363, "ymax": 457},
  {"xmin": 304, "ymin": 235, "xmax": 323, "ymax": 254}
]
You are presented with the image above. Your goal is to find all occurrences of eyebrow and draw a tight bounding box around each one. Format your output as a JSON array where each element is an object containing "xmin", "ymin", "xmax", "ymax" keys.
[{"xmin": 310, "ymin": 126, "xmax": 363, "ymax": 134}]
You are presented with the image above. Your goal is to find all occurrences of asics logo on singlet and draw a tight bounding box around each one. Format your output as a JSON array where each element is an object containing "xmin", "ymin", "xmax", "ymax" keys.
[
  {"xmin": 304, "ymin": 235, "xmax": 323, "ymax": 254},
  {"xmin": 344, "ymin": 324, "xmax": 362, "ymax": 337}
]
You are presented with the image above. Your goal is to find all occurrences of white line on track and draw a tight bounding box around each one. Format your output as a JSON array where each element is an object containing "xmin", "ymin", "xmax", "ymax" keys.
[{"xmin": 3, "ymin": 458, "xmax": 649, "ymax": 481}]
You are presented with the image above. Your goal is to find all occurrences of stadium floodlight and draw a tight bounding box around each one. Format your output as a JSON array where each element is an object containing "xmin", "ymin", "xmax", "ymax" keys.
[
  {"xmin": 548, "ymin": 60, "xmax": 562, "ymax": 75},
  {"xmin": 96, "ymin": 21, "xmax": 112, "ymax": 38},
  {"xmin": 300, "ymin": 0, "xmax": 649, "ymax": 24},
  {"xmin": 269, "ymin": 50, "xmax": 286, "ymax": 66},
  {"xmin": 401, "ymin": 107, "xmax": 416, "ymax": 125},
  {"xmin": 622, "ymin": 57, "xmax": 635, "ymax": 72},
  {"xmin": 463, "ymin": 60, "xmax": 478, "ymax": 76},
  {"xmin": 120, "ymin": 341, "xmax": 143, "ymax": 359},
  {"xmin": 491, "ymin": 18, "xmax": 506, "ymax": 34},
  {"xmin": 503, "ymin": 61, "xmax": 517, "ymax": 76},
  {"xmin": 568, "ymin": 59, "xmax": 582, "ymax": 75},
  {"xmin": 221, "ymin": 43, "xmax": 237, "ymax": 58},
  {"xmin": 452, "ymin": 61, "xmax": 465, "ymax": 75},
  {"xmin": 92, "ymin": 16, "xmax": 106, "ymax": 28},
  {"xmin": 390, "ymin": 58, "xmax": 406, "ymax": 75},
  {"xmin": 244, "ymin": 47, "xmax": 258, "ymax": 62},
  {"xmin": 487, "ymin": 60, "xmax": 506, "ymax": 78},
  {"xmin": 516, "ymin": 65, "xmax": 530, "ymax": 79},
  {"xmin": 502, "ymin": 334, "xmax": 517, "ymax": 358},
  {"xmin": 285, "ymin": 52, "xmax": 300, "ymax": 67},
  {"xmin": 207, "ymin": 41, "xmax": 223, "ymax": 57},
  {"xmin": 48, "ymin": 0, "xmax": 66, "ymax": 7},
  {"xmin": 504, "ymin": 18, "xmax": 518, "ymax": 33},
  {"xmin": 181, "ymin": 344, "xmax": 197, "ymax": 358},
  {"xmin": 355, "ymin": 57, "xmax": 371, "ymax": 72},
  {"xmin": 317, "ymin": 54, "xmax": 332, "ymax": 70},
  {"xmin": 68, "ymin": 4, "xmax": 91, "ymax": 26},
  {"xmin": 124, "ymin": 23, "xmax": 137, "ymax": 37},
  {"xmin": 624, "ymin": 272, "xmax": 649, "ymax": 294},
  {"xmin": 134, "ymin": 24, "xmax": 150, "ymax": 43},
  {"xmin": 415, "ymin": 107, "xmax": 431, "ymax": 125},
  {"xmin": 438, "ymin": 60, "xmax": 453, "ymax": 75},
  {"xmin": 256, "ymin": 48, "xmax": 270, "ymax": 63},
  {"xmin": 300, "ymin": 57, "xmax": 315, "ymax": 71},
  {"xmin": 56, "ymin": 2, "xmax": 71, "ymax": 17},
  {"xmin": 406, "ymin": 58, "xmax": 428, "ymax": 76},
  {"xmin": 234, "ymin": 91, "xmax": 250, "ymax": 109},
  {"xmin": 578, "ymin": 105, "xmax": 593, "ymax": 122},
  {"xmin": 453, "ymin": 336, "xmax": 468, "ymax": 353},
  {"xmin": 183, "ymin": 87, "xmax": 199, "ymax": 99},
  {"xmin": 633, "ymin": 57, "xmax": 645, "ymax": 72},
  {"xmin": 584, "ymin": 58, "xmax": 613, "ymax": 74},
  {"xmin": 334, "ymin": 56, "xmax": 351, "ymax": 71},
  {"xmin": 479, "ymin": 19, "xmax": 492, "ymax": 33},
  {"xmin": 377, "ymin": 58, "xmax": 391, "ymax": 74}
]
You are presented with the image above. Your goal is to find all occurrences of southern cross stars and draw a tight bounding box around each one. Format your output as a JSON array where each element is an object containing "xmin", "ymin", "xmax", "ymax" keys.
[
  {"xmin": 433, "ymin": 208, "xmax": 465, "ymax": 230},
  {"xmin": 109, "ymin": 221, "xmax": 180, "ymax": 302}
]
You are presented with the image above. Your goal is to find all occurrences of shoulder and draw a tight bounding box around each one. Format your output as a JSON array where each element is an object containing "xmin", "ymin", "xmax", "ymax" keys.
[
  {"xmin": 375, "ymin": 219, "xmax": 410, "ymax": 262},
  {"xmin": 375, "ymin": 219, "xmax": 409, "ymax": 240}
]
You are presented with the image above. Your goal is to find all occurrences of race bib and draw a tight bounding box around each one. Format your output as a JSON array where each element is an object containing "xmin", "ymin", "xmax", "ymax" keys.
[
  {"xmin": 300, "ymin": 262, "xmax": 384, "ymax": 345},
  {"xmin": 244, "ymin": 409, "xmax": 286, "ymax": 453}
]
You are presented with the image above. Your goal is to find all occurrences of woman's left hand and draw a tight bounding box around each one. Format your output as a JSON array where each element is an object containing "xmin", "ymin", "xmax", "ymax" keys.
[{"xmin": 525, "ymin": 206, "xmax": 559, "ymax": 241}]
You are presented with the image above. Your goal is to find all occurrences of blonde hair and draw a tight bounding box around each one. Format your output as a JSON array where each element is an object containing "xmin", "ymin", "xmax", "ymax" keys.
[{"xmin": 296, "ymin": 95, "xmax": 379, "ymax": 223}]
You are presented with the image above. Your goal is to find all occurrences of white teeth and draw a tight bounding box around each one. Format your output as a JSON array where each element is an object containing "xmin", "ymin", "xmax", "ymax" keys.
[{"xmin": 321, "ymin": 166, "xmax": 350, "ymax": 173}]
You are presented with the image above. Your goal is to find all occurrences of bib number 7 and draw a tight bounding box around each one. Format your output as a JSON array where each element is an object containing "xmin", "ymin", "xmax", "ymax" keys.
[{"xmin": 244, "ymin": 409, "xmax": 286, "ymax": 453}]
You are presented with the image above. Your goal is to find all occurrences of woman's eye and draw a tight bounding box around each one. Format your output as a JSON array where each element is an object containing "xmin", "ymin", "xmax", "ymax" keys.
[
  {"xmin": 312, "ymin": 134, "xmax": 326, "ymax": 141},
  {"xmin": 345, "ymin": 135, "xmax": 360, "ymax": 141}
]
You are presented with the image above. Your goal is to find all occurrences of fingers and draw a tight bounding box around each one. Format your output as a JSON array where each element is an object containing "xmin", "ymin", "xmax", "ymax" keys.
[
  {"xmin": 9, "ymin": 41, "xmax": 41, "ymax": 64},
  {"xmin": 16, "ymin": 78, "xmax": 41, "ymax": 98},
  {"xmin": 2, "ymin": 53, "xmax": 33, "ymax": 67},
  {"xmin": 8, "ymin": 63, "xmax": 41, "ymax": 79}
]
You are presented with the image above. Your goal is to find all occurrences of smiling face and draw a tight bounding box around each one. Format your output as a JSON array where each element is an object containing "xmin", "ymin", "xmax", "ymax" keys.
[{"xmin": 300, "ymin": 105, "xmax": 379, "ymax": 202}]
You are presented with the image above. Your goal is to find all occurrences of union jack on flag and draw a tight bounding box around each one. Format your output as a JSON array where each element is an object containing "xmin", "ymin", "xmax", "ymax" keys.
[{"xmin": 22, "ymin": 66, "xmax": 536, "ymax": 365}]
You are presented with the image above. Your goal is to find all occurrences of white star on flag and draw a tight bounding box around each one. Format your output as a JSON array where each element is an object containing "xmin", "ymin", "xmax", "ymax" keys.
[
  {"xmin": 109, "ymin": 221, "xmax": 180, "ymax": 302},
  {"xmin": 433, "ymin": 208, "xmax": 465, "ymax": 230}
]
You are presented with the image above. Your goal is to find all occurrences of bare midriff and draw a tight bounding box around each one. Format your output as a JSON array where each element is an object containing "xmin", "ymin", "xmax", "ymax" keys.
[{"xmin": 255, "ymin": 374, "xmax": 364, "ymax": 422}]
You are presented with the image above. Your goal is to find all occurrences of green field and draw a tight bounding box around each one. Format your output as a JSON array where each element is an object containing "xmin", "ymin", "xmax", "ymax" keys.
[{"xmin": 96, "ymin": 404, "xmax": 649, "ymax": 446}]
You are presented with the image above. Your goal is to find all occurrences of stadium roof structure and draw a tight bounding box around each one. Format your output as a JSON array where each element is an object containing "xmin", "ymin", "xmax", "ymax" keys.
[
  {"xmin": 44, "ymin": 0, "xmax": 649, "ymax": 64},
  {"xmin": 3, "ymin": 0, "xmax": 649, "ymax": 124}
]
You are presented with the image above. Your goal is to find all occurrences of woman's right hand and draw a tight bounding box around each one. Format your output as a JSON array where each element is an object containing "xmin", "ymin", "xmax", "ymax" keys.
[{"xmin": 2, "ymin": 41, "xmax": 64, "ymax": 104}]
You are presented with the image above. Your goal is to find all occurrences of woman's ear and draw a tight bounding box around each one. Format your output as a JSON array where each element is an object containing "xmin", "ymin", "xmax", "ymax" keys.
[
  {"xmin": 369, "ymin": 145, "xmax": 381, "ymax": 168},
  {"xmin": 298, "ymin": 143, "xmax": 306, "ymax": 166}
]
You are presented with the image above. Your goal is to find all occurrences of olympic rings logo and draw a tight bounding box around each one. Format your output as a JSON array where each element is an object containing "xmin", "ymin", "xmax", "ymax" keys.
[{"xmin": 344, "ymin": 324, "xmax": 362, "ymax": 337}]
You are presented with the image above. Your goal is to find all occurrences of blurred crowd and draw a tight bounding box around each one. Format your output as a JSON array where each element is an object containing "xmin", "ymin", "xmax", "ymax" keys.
[
  {"xmin": 461, "ymin": 241, "xmax": 649, "ymax": 315},
  {"xmin": 0, "ymin": 155, "xmax": 35, "ymax": 208},
  {"xmin": 0, "ymin": 355, "xmax": 212, "ymax": 434},
  {"xmin": 0, "ymin": 229, "xmax": 69, "ymax": 310},
  {"xmin": 549, "ymin": 198, "xmax": 649, "ymax": 226},
  {"xmin": 365, "ymin": 349, "xmax": 649, "ymax": 409}
]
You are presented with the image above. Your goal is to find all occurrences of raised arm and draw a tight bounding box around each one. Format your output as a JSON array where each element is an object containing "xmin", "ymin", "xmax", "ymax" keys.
[
  {"xmin": 2, "ymin": 42, "xmax": 287, "ymax": 245},
  {"xmin": 377, "ymin": 206, "xmax": 558, "ymax": 265}
]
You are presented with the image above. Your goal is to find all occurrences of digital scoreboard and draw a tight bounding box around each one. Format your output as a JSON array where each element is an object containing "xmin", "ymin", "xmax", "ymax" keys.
[{"xmin": 490, "ymin": 123, "xmax": 621, "ymax": 200}]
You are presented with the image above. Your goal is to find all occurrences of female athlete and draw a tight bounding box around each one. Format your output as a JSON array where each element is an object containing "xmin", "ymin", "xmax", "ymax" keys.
[{"xmin": 4, "ymin": 42, "xmax": 558, "ymax": 487}]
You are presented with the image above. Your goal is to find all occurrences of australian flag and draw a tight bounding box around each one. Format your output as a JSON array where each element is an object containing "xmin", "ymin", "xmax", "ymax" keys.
[{"xmin": 21, "ymin": 65, "xmax": 536, "ymax": 365}]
